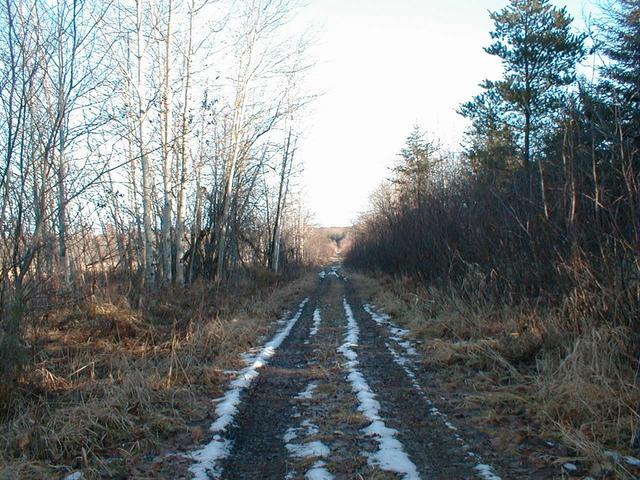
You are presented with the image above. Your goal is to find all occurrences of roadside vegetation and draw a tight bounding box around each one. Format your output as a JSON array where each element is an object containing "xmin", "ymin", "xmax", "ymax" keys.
[
  {"xmin": 0, "ymin": 269, "xmax": 318, "ymax": 479},
  {"xmin": 0, "ymin": 0, "xmax": 329, "ymax": 477},
  {"xmin": 347, "ymin": 1, "xmax": 639, "ymax": 477}
]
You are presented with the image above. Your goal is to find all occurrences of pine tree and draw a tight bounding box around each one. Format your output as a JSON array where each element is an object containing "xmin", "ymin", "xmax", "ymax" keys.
[
  {"xmin": 391, "ymin": 126, "xmax": 441, "ymax": 208},
  {"xmin": 601, "ymin": 0, "xmax": 640, "ymax": 138},
  {"xmin": 484, "ymin": 0, "xmax": 585, "ymax": 175},
  {"xmin": 459, "ymin": 81, "xmax": 519, "ymax": 186}
]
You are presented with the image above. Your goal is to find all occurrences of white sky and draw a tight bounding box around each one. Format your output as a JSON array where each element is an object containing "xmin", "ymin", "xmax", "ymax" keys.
[{"xmin": 293, "ymin": 0, "xmax": 597, "ymax": 227}]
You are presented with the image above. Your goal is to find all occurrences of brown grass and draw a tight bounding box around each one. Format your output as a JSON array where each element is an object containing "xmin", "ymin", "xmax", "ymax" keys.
[
  {"xmin": 0, "ymin": 271, "xmax": 317, "ymax": 479},
  {"xmin": 351, "ymin": 270, "xmax": 640, "ymax": 479}
]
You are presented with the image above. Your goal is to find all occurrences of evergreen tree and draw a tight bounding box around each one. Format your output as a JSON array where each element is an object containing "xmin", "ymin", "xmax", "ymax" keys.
[
  {"xmin": 391, "ymin": 126, "xmax": 441, "ymax": 207},
  {"xmin": 600, "ymin": 0, "xmax": 640, "ymax": 140},
  {"xmin": 459, "ymin": 81, "xmax": 519, "ymax": 186},
  {"xmin": 475, "ymin": 0, "xmax": 585, "ymax": 176}
]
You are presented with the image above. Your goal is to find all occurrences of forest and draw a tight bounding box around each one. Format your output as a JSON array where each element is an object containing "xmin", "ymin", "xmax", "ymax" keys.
[
  {"xmin": 0, "ymin": 0, "xmax": 325, "ymax": 476},
  {"xmin": 0, "ymin": 0, "xmax": 314, "ymax": 384},
  {"xmin": 347, "ymin": 0, "xmax": 640, "ymax": 476}
]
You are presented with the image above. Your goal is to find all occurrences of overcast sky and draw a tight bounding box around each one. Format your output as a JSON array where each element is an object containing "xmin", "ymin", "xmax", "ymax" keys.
[{"xmin": 292, "ymin": 0, "xmax": 597, "ymax": 226}]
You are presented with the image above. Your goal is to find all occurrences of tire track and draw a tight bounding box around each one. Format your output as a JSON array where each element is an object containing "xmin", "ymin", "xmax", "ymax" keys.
[
  {"xmin": 345, "ymin": 279, "xmax": 485, "ymax": 479},
  {"xmin": 185, "ymin": 266, "xmax": 514, "ymax": 479},
  {"xmin": 363, "ymin": 303, "xmax": 502, "ymax": 480},
  {"xmin": 338, "ymin": 297, "xmax": 420, "ymax": 479},
  {"xmin": 188, "ymin": 295, "xmax": 314, "ymax": 479}
]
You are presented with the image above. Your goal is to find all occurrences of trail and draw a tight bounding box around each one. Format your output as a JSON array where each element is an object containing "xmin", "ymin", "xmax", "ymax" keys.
[{"xmin": 185, "ymin": 265, "xmax": 520, "ymax": 479}]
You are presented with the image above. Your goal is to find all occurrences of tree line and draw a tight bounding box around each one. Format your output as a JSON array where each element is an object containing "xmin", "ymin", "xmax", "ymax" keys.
[
  {"xmin": 0, "ymin": 0, "xmax": 313, "ymax": 385},
  {"xmin": 347, "ymin": 0, "xmax": 639, "ymax": 328}
]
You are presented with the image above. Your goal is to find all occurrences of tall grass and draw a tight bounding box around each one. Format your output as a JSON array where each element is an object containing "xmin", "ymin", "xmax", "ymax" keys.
[
  {"xmin": 0, "ymin": 269, "xmax": 316, "ymax": 478},
  {"xmin": 346, "ymin": 141, "xmax": 639, "ymax": 472}
]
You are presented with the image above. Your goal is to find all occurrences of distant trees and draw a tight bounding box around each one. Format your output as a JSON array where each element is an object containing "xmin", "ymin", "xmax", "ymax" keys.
[
  {"xmin": 458, "ymin": 81, "xmax": 520, "ymax": 186},
  {"xmin": 600, "ymin": 0, "xmax": 640, "ymax": 132},
  {"xmin": 347, "ymin": 2, "xmax": 639, "ymax": 459},
  {"xmin": 104, "ymin": 0, "xmax": 313, "ymax": 287},
  {"xmin": 597, "ymin": 0, "xmax": 640, "ymax": 254},
  {"xmin": 328, "ymin": 232, "xmax": 345, "ymax": 250},
  {"xmin": 0, "ymin": 0, "xmax": 112, "ymax": 385}
]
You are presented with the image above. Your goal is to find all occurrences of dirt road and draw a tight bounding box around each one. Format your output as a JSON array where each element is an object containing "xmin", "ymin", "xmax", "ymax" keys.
[{"xmin": 185, "ymin": 265, "xmax": 523, "ymax": 479}]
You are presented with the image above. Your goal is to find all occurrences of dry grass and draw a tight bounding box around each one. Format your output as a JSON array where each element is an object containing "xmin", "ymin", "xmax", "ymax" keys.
[
  {"xmin": 351, "ymin": 270, "xmax": 640, "ymax": 479},
  {"xmin": 0, "ymin": 271, "xmax": 317, "ymax": 479}
]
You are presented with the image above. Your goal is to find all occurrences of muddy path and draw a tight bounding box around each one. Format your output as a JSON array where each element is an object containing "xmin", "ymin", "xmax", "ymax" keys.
[{"xmin": 185, "ymin": 265, "xmax": 533, "ymax": 479}]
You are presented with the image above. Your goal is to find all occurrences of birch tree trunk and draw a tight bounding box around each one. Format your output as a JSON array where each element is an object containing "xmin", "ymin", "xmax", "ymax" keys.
[
  {"xmin": 188, "ymin": 95, "xmax": 209, "ymax": 283},
  {"xmin": 54, "ymin": 0, "xmax": 80, "ymax": 287},
  {"xmin": 160, "ymin": 0, "xmax": 173, "ymax": 284},
  {"xmin": 175, "ymin": 0, "xmax": 194, "ymax": 286},
  {"xmin": 136, "ymin": 0, "xmax": 154, "ymax": 285},
  {"xmin": 56, "ymin": 130, "xmax": 70, "ymax": 285},
  {"xmin": 270, "ymin": 127, "xmax": 294, "ymax": 273},
  {"xmin": 215, "ymin": 77, "xmax": 246, "ymax": 282}
]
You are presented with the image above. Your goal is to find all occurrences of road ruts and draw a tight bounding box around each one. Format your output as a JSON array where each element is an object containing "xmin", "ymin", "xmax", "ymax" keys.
[
  {"xmin": 187, "ymin": 265, "xmax": 524, "ymax": 479},
  {"xmin": 344, "ymin": 279, "xmax": 480, "ymax": 479},
  {"xmin": 216, "ymin": 281, "xmax": 327, "ymax": 478}
]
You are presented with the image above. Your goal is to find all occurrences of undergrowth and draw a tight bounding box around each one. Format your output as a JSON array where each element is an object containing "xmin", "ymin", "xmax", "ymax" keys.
[
  {"xmin": 353, "ymin": 269, "xmax": 640, "ymax": 479},
  {"xmin": 0, "ymin": 270, "xmax": 316, "ymax": 479}
]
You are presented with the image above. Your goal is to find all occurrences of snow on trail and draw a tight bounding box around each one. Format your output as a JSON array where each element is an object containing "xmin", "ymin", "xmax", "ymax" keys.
[
  {"xmin": 188, "ymin": 298, "xmax": 309, "ymax": 479},
  {"xmin": 364, "ymin": 303, "xmax": 502, "ymax": 480},
  {"xmin": 305, "ymin": 461, "xmax": 334, "ymax": 480},
  {"xmin": 285, "ymin": 381, "xmax": 335, "ymax": 480},
  {"xmin": 305, "ymin": 308, "xmax": 323, "ymax": 345},
  {"xmin": 287, "ymin": 440, "xmax": 330, "ymax": 458},
  {"xmin": 363, "ymin": 304, "xmax": 418, "ymax": 356},
  {"xmin": 295, "ymin": 382, "xmax": 318, "ymax": 400},
  {"xmin": 319, "ymin": 265, "xmax": 345, "ymax": 281},
  {"xmin": 474, "ymin": 464, "xmax": 502, "ymax": 480},
  {"xmin": 310, "ymin": 308, "xmax": 322, "ymax": 336},
  {"xmin": 339, "ymin": 298, "xmax": 420, "ymax": 480}
]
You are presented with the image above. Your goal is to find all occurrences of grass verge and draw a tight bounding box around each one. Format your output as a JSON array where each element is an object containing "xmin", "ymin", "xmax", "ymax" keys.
[
  {"xmin": 0, "ymin": 271, "xmax": 317, "ymax": 479},
  {"xmin": 351, "ymin": 270, "xmax": 640, "ymax": 479}
]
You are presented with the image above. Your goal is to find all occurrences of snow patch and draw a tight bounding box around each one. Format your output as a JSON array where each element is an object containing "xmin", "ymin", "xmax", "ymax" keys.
[
  {"xmin": 287, "ymin": 440, "xmax": 330, "ymax": 458},
  {"xmin": 320, "ymin": 265, "xmax": 344, "ymax": 281},
  {"xmin": 284, "ymin": 427, "xmax": 298, "ymax": 443},
  {"xmin": 363, "ymin": 304, "xmax": 418, "ymax": 356},
  {"xmin": 474, "ymin": 463, "xmax": 502, "ymax": 480},
  {"xmin": 386, "ymin": 343, "xmax": 420, "ymax": 387},
  {"xmin": 605, "ymin": 450, "xmax": 640, "ymax": 468},
  {"xmin": 624, "ymin": 455, "xmax": 640, "ymax": 467},
  {"xmin": 188, "ymin": 298, "xmax": 309, "ymax": 479},
  {"xmin": 305, "ymin": 460, "xmax": 335, "ymax": 480},
  {"xmin": 295, "ymin": 382, "xmax": 318, "ymax": 400},
  {"xmin": 285, "ymin": 384, "xmax": 334, "ymax": 479},
  {"xmin": 339, "ymin": 298, "xmax": 420, "ymax": 480},
  {"xmin": 301, "ymin": 419, "xmax": 320, "ymax": 436},
  {"xmin": 310, "ymin": 308, "xmax": 322, "ymax": 336}
]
